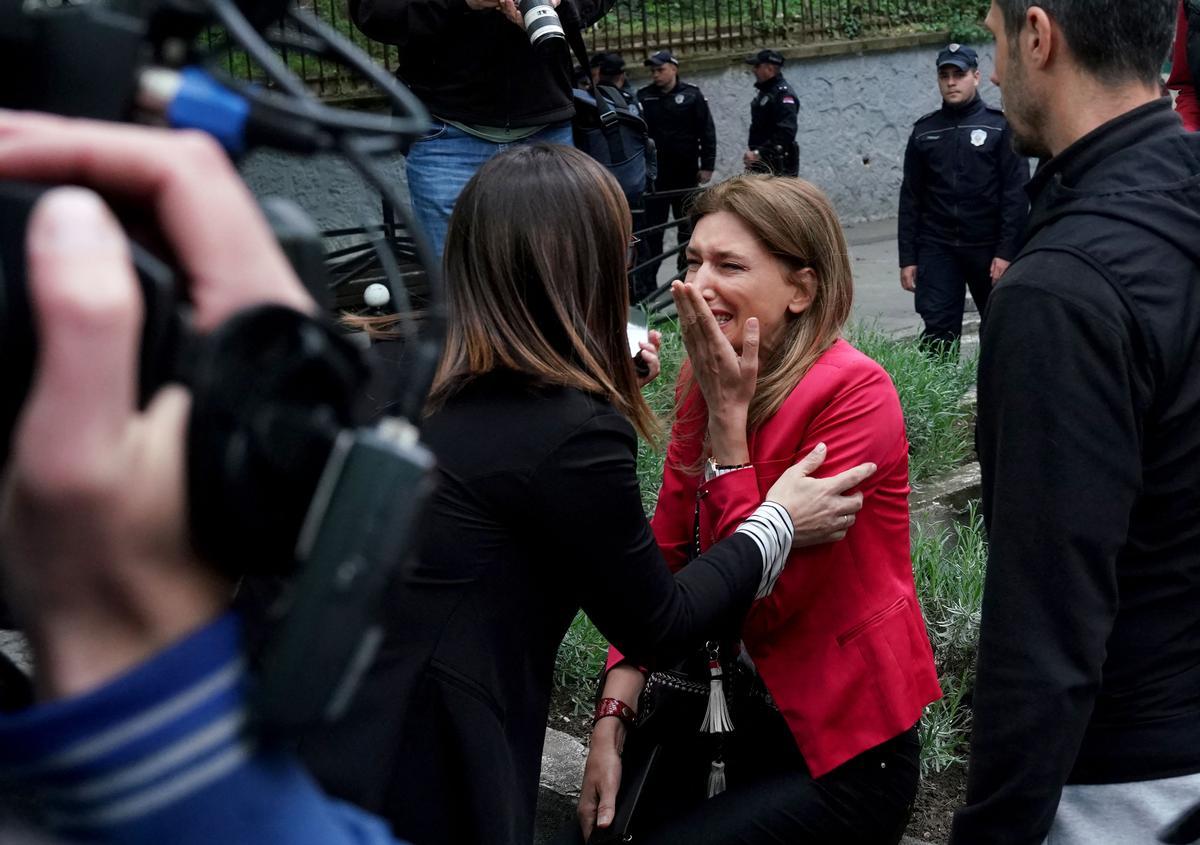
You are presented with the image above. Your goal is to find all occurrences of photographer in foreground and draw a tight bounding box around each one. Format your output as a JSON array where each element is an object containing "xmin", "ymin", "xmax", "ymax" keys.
[{"xmin": 0, "ymin": 111, "xmax": 403, "ymax": 845}]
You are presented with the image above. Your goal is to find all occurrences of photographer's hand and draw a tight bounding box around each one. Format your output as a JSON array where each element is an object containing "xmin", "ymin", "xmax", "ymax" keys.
[
  {"xmin": 0, "ymin": 114, "xmax": 312, "ymax": 329},
  {"xmin": 493, "ymin": 0, "xmax": 561, "ymax": 28},
  {"xmin": 0, "ymin": 114, "xmax": 314, "ymax": 700}
]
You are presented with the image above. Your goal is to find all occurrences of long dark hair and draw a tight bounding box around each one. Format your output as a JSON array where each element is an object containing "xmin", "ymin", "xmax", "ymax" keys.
[{"xmin": 427, "ymin": 144, "xmax": 658, "ymax": 439}]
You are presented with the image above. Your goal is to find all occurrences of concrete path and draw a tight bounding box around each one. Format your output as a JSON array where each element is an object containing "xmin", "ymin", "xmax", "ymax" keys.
[{"xmin": 844, "ymin": 217, "xmax": 923, "ymax": 337}]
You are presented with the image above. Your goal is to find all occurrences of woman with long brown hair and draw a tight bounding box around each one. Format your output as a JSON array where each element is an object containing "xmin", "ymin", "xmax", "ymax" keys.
[
  {"xmin": 578, "ymin": 175, "xmax": 941, "ymax": 844},
  {"xmin": 297, "ymin": 146, "xmax": 874, "ymax": 845}
]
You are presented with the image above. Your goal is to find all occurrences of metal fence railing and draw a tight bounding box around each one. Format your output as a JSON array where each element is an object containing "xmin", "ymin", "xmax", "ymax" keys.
[
  {"xmin": 205, "ymin": 0, "xmax": 947, "ymax": 101},
  {"xmin": 588, "ymin": 0, "xmax": 926, "ymax": 59}
]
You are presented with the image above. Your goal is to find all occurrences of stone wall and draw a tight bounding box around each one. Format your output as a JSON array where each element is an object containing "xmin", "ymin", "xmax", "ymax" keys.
[
  {"xmin": 666, "ymin": 41, "xmax": 1001, "ymax": 223},
  {"xmin": 239, "ymin": 39, "xmax": 1001, "ymax": 229}
]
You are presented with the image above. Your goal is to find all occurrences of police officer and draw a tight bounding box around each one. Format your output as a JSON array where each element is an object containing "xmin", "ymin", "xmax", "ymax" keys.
[
  {"xmin": 743, "ymin": 49, "xmax": 799, "ymax": 177},
  {"xmin": 591, "ymin": 51, "xmax": 636, "ymax": 103},
  {"xmin": 635, "ymin": 49, "xmax": 717, "ymax": 296},
  {"xmin": 898, "ymin": 44, "xmax": 1030, "ymax": 351}
]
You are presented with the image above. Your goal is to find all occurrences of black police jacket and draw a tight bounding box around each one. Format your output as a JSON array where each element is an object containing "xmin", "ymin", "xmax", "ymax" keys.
[
  {"xmin": 636, "ymin": 79, "xmax": 716, "ymax": 181},
  {"xmin": 898, "ymin": 94, "xmax": 1029, "ymax": 266},
  {"xmin": 748, "ymin": 73, "xmax": 799, "ymax": 177},
  {"xmin": 953, "ymin": 97, "xmax": 1200, "ymax": 845},
  {"xmin": 350, "ymin": 0, "xmax": 614, "ymax": 127}
]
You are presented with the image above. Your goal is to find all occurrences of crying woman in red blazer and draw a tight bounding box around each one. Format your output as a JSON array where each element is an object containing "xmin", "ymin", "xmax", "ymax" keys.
[{"xmin": 580, "ymin": 176, "xmax": 942, "ymax": 845}]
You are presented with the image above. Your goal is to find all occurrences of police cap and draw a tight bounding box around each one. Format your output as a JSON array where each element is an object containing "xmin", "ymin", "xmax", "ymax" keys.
[
  {"xmin": 644, "ymin": 49, "xmax": 679, "ymax": 67},
  {"xmin": 592, "ymin": 52, "xmax": 625, "ymax": 75},
  {"xmin": 745, "ymin": 49, "xmax": 785, "ymax": 66},
  {"xmin": 936, "ymin": 43, "xmax": 979, "ymax": 71}
]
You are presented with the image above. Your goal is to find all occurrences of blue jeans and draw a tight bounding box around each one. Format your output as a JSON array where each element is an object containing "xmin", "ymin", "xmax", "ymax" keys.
[{"xmin": 405, "ymin": 119, "xmax": 574, "ymax": 260}]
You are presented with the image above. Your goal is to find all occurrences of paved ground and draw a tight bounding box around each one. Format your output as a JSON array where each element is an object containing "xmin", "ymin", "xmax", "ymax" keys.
[{"xmin": 844, "ymin": 217, "xmax": 924, "ymax": 336}]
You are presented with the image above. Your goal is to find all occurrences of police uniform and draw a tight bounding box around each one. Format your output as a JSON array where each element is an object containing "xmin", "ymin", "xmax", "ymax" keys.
[
  {"xmin": 898, "ymin": 45, "xmax": 1030, "ymax": 348},
  {"xmin": 591, "ymin": 52, "xmax": 637, "ymax": 105},
  {"xmin": 633, "ymin": 50, "xmax": 717, "ymax": 298},
  {"xmin": 745, "ymin": 50, "xmax": 799, "ymax": 177}
]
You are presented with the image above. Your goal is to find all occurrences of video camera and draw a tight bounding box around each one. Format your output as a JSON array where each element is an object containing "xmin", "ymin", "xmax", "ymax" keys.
[{"xmin": 0, "ymin": 0, "xmax": 443, "ymax": 732}]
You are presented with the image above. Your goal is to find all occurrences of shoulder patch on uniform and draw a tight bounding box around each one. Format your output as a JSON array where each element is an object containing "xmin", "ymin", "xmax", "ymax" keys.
[
  {"xmin": 781, "ymin": 95, "xmax": 797, "ymax": 105},
  {"xmin": 914, "ymin": 109, "xmax": 939, "ymax": 125}
]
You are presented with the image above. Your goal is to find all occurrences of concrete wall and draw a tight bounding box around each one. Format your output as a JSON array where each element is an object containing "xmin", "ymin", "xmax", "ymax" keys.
[
  {"xmin": 661, "ymin": 42, "xmax": 1001, "ymax": 223},
  {"xmin": 239, "ymin": 40, "xmax": 1000, "ymax": 229}
]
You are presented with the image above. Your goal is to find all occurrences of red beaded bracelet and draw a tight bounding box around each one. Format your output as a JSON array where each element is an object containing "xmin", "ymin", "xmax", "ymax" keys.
[{"xmin": 593, "ymin": 697, "xmax": 637, "ymax": 727}]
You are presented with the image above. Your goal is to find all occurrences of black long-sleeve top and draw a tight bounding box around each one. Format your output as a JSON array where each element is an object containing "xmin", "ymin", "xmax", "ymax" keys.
[
  {"xmin": 300, "ymin": 370, "xmax": 765, "ymax": 845},
  {"xmin": 636, "ymin": 79, "xmax": 717, "ymax": 180},
  {"xmin": 350, "ymin": 0, "xmax": 613, "ymax": 127},
  {"xmin": 748, "ymin": 73, "xmax": 799, "ymax": 176},
  {"xmin": 897, "ymin": 94, "xmax": 1029, "ymax": 267},
  {"xmin": 951, "ymin": 99, "xmax": 1200, "ymax": 845}
]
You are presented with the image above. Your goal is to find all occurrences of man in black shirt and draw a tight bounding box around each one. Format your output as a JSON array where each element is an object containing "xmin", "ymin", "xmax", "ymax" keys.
[
  {"xmin": 951, "ymin": 2, "xmax": 1200, "ymax": 843},
  {"xmin": 634, "ymin": 49, "xmax": 716, "ymax": 297},
  {"xmin": 743, "ymin": 49, "xmax": 798, "ymax": 177},
  {"xmin": 898, "ymin": 44, "xmax": 1029, "ymax": 352},
  {"xmin": 350, "ymin": 0, "xmax": 613, "ymax": 257}
]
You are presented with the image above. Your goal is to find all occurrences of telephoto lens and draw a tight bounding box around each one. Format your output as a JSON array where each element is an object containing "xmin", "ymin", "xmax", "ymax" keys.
[{"xmin": 518, "ymin": 0, "xmax": 565, "ymax": 47}]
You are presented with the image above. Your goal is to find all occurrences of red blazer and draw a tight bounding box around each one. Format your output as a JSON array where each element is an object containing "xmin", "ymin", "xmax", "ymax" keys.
[
  {"xmin": 1170, "ymin": 0, "xmax": 1200, "ymax": 131},
  {"xmin": 613, "ymin": 339, "xmax": 941, "ymax": 778}
]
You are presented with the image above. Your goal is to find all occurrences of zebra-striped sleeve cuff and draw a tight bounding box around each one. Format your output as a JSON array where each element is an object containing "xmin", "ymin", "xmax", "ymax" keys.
[
  {"xmin": 0, "ymin": 613, "xmax": 252, "ymax": 837},
  {"xmin": 736, "ymin": 500, "xmax": 794, "ymax": 599}
]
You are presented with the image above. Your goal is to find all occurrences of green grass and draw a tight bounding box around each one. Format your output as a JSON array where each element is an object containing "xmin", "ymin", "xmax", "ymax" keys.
[
  {"xmin": 553, "ymin": 613, "xmax": 612, "ymax": 718},
  {"xmin": 913, "ymin": 504, "xmax": 987, "ymax": 775},
  {"xmin": 848, "ymin": 324, "xmax": 978, "ymax": 483},
  {"xmin": 636, "ymin": 319, "xmax": 686, "ymax": 514}
]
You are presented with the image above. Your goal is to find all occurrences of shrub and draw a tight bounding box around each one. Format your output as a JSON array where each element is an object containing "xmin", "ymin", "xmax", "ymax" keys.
[{"xmin": 847, "ymin": 324, "xmax": 977, "ymax": 483}]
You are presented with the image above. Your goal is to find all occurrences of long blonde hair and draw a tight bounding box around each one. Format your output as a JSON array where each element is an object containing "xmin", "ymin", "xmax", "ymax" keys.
[{"xmin": 682, "ymin": 176, "xmax": 854, "ymax": 433}]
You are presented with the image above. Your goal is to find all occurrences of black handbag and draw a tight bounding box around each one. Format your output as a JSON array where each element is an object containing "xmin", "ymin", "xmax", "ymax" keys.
[
  {"xmin": 587, "ymin": 644, "xmax": 774, "ymax": 843},
  {"xmin": 588, "ymin": 509, "xmax": 774, "ymax": 842}
]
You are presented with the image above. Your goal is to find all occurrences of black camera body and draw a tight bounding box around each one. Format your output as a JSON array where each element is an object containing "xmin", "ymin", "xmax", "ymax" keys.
[
  {"xmin": 0, "ymin": 0, "xmax": 440, "ymax": 732},
  {"xmin": 0, "ymin": 181, "xmax": 183, "ymax": 474}
]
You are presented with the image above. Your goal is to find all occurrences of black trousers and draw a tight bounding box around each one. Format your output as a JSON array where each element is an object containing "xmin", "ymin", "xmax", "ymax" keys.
[
  {"xmin": 562, "ymin": 708, "xmax": 919, "ymax": 845},
  {"xmin": 637, "ymin": 172, "xmax": 699, "ymax": 299},
  {"xmin": 914, "ymin": 241, "xmax": 995, "ymax": 349}
]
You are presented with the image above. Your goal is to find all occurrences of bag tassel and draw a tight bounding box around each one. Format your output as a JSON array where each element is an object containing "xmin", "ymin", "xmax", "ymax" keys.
[
  {"xmin": 699, "ymin": 657, "xmax": 734, "ymax": 734},
  {"xmin": 706, "ymin": 759, "xmax": 727, "ymax": 798}
]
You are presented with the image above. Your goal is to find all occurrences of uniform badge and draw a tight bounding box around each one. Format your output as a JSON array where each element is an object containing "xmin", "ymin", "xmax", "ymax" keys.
[
  {"xmin": 971, "ymin": 129, "xmax": 987, "ymax": 147},
  {"xmin": 782, "ymin": 96, "xmax": 796, "ymax": 105},
  {"xmin": 949, "ymin": 43, "xmax": 961, "ymax": 52},
  {"xmin": 675, "ymin": 93, "xmax": 685, "ymax": 104},
  {"xmin": 759, "ymin": 95, "xmax": 770, "ymax": 106}
]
